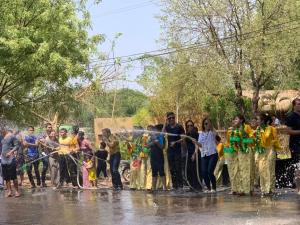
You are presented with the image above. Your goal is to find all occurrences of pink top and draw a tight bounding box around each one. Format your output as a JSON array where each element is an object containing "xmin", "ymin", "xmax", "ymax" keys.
[{"xmin": 79, "ymin": 139, "xmax": 92, "ymax": 152}]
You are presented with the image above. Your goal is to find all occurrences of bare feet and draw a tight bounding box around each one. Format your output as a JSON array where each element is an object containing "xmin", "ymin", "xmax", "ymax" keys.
[
  {"xmin": 14, "ymin": 192, "xmax": 21, "ymax": 198},
  {"xmin": 6, "ymin": 192, "xmax": 13, "ymax": 197}
]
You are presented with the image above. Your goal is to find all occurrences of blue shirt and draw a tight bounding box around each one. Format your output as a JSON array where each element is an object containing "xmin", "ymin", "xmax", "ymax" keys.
[{"xmin": 25, "ymin": 135, "xmax": 39, "ymax": 158}]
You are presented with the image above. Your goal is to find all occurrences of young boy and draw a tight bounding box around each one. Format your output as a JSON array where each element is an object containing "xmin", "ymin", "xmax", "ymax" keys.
[
  {"xmin": 95, "ymin": 142, "xmax": 108, "ymax": 179},
  {"xmin": 148, "ymin": 125, "xmax": 166, "ymax": 191}
]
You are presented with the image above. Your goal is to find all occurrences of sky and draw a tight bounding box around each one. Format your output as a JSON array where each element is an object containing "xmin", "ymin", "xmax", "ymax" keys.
[{"xmin": 87, "ymin": 0, "xmax": 162, "ymax": 91}]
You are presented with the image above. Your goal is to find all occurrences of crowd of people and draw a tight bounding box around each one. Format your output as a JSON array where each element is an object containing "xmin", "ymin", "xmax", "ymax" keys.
[{"xmin": 0, "ymin": 98, "xmax": 300, "ymax": 199}]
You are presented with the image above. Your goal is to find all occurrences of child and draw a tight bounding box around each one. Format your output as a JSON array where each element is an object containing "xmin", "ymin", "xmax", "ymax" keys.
[
  {"xmin": 82, "ymin": 155, "xmax": 90, "ymax": 188},
  {"xmin": 95, "ymin": 142, "xmax": 108, "ymax": 179},
  {"xmin": 84, "ymin": 155, "xmax": 97, "ymax": 188},
  {"xmin": 148, "ymin": 125, "xmax": 166, "ymax": 191},
  {"xmin": 214, "ymin": 135, "xmax": 224, "ymax": 185}
]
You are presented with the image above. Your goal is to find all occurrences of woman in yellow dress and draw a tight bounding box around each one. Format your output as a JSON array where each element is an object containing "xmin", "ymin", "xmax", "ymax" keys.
[
  {"xmin": 224, "ymin": 115, "xmax": 254, "ymax": 195},
  {"xmin": 127, "ymin": 128, "xmax": 143, "ymax": 190},
  {"xmin": 255, "ymin": 113, "xmax": 280, "ymax": 196}
]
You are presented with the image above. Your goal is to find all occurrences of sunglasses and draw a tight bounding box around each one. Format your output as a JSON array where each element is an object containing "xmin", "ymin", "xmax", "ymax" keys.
[{"xmin": 168, "ymin": 116, "xmax": 175, "ymax": 120}]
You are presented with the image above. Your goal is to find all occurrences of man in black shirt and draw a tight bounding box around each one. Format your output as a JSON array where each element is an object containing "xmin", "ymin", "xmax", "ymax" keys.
[
  {"xmin": 163, "ymin": 112, "xmax": 185, "ymax": 190},
  {"xmin": 286, "ymin": 98, "xmax": 300, "ymax": 191}
]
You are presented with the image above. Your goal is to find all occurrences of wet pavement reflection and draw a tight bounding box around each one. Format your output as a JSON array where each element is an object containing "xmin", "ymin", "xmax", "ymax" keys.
[{"xmin": 1, "ymin": 188, "xmax": 300, "ymax": 225}]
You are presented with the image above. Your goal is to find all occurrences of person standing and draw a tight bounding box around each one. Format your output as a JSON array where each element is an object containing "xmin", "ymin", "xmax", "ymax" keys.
[
  {"xmin": 14, "ymin": 130, "xmax": 25, "ymax": 186},
  {"xmin": 286, "ymin": 98, "xmax": 300, "ymax": 193},
  {"xmin": 148, "ymin": 125, "xmax": 167, "ymax": 191},
  {"xmin": 224, "ymin": 115, "xmax": 254, "ymax": 195},
  {"xmin": 102, "ymin": 128, "xmax": 123, "ymax": 190},
  {"xmin": 95, "ymin": 142, "xmax": 108, "ymax": 179},
  {"xmin": 0, "ymin": 130, "xmax": 3, "ymax": 189},
  {"xmin": 163, "ymin": 112, "xmax": 185, "ymax": 190},
  {"xmin": 78, "ymin": 131, "xmax": 93, "ymax": 154},
  {"xmin": 255, "ymin": 113, "xmax": 280, "ymax": 196},
  {"xmin": 214, "ymin": 135, "xmax": 225, "ymax": 186},
  {"xmin": 127, "ymin": 128, "xmax": 143, "ymax": 190},
  {"xmin": 193, "ymin": 118, "xmax": 218, "ymax": 192},
  {"xmin": 185, "ymin": 120, "xmax": 202, "ymax": 191},
  {"xmin": 1, "ymin": 129, "xmax": 20, "ymax": 197},
  {"xmin": 24, "ymin": 126, "xmax": 41, "ymax": 188},
  {"xmin": 57, "ymin": 128, "xmax": 73, "ymax": 188},
  {"xmin": 69, "ymin": 126, "xmax": 80, "ymax": 187},
  {"xmin": 38, "ymin": 123, "xmax": 53, "ymax": 187},
  {"xmin": 45, "ymin": 131, "xmax": 60, "ymax": 187}
]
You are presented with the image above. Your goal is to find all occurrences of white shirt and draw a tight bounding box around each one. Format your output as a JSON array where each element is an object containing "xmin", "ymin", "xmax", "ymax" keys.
[{"xmin": 198, "ymin": 131, "xmax": 217, "ymax": 157}]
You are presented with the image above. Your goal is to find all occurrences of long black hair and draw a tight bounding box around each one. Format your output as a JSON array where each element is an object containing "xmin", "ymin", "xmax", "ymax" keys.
[
  {"xmin": 235, "ymin": 114, "xmax": 246, "ymax": 124},
  {"xmin": 185, "ymin": 119, "xmax": 194, "ymax": 132},
  {"xmin": 260, "ymin": 113, "xmax": 272, "ymax": 126}
]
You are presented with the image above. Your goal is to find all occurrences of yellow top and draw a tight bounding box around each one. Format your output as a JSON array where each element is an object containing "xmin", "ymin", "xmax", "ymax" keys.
[
  {"xmin": 258, "ymin": 125, "xmax": 281, "ymax": 150},
  {"xmin": 225, "ymin": 124, "xmax": 253, "ymax": 151},
  {"xmin": 139, "ymin": 133, "xmax": 149, "ymax": 158},
  {"xmin": 216, "ymin": 143, "xmax": 224, "ymax": 160},
  {"xmin": 69, "ymin": 135, "xmax": 78, "ymax": 152},
  {"xmin": 86, "ymin": 160, "xmax": 96, "ymax": 181},
  {"xmin": 58, "ymin": 136, "xmax": 72, "ymax": 155},
  {"xmin": 107, "ymin": 134, "xmax": 120, "ymax": 155}
]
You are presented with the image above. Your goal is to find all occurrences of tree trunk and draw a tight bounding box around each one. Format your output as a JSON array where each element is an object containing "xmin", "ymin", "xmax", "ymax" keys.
[
  {"xmin": 175, "ymin": 93, "xmax": 179, "ymax": 123},
  {"xmin": 252, "ymin": 88, "xmax": 260, "ymax": 117},
  {"xmin": 234, "ymin": 80, "xmax": 245, "ymax": 116}
]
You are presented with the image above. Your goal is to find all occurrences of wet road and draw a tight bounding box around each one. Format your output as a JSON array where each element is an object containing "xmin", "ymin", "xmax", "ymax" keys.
[{"xmin": 1, "ymin": 188, "xmax": 300, "ymax": 225}]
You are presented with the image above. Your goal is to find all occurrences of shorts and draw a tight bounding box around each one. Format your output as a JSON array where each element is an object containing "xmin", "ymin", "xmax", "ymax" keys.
[
  {"xmin": 2, "ymin": 162, "xmax": 17, "ymax": 181},
  {"xmin": 150, "ymin": 156, "xmax": 165, "ymax": 177}
]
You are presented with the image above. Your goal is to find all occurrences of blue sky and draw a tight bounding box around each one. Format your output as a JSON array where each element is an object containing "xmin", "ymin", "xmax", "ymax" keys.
[{"xmin": 88, "ymin": 0, "xmax": 162, "ymax": 91}]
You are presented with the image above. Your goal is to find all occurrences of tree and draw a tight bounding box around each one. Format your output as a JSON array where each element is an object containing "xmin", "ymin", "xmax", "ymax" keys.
[
  {"xmin": 159, "ymin": 0, "xmax": 300, "ymax": 116},
  {"xmin": 138, "ymin": 49, "xmax": 234, "ymax": 124},
  {"xmin": 0, "ymin": 0, "xmax": 104, "ymax": 125},
  {"xmin": 67, "ymin": 88, "xmax": 149, "ymax": 128}
]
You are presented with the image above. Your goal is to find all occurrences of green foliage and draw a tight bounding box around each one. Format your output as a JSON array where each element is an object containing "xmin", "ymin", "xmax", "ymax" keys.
[
  {"xmin": 157, "ymin": 0, "xmax": 300, "ymax": 116},
  {"xmin": 119, "ymin": 140, "xmax": 130, "ymax": 160},
  {"xmin": 67, "ymin": 88, "xmax": 149, "ymax": 128},
  {"xmin": 0, "ymin": 0, "xmax": 104, "ymax": 124},
  {"xmin": 132, "ymin": 107, "xmax": 153, "ymax": 128}
]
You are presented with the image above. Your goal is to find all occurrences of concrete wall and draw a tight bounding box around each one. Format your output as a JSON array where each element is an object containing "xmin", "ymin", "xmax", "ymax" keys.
[{"xmin": 94, "ymin": 117, "xmax": 133, "ymax": 147}]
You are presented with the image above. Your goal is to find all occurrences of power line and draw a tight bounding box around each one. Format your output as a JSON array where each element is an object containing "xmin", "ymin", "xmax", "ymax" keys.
[
  {"xmin": 92, "ymin": 0, "xmax": 158, "ymax": 18},
  {"xmin": 89, "ymin": 20, "xmax": 300, "ymax": 68},
  {"xmin": 90, "ymin": 19, "xmax": 300, "ymax": 64}
]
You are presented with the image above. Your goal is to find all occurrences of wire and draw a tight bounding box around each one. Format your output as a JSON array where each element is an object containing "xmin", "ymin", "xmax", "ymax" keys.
[
  {"xmin": 92, "ymin": 0, "xmax": 158, "ymax": 18},
  {"xmin": 91, "ymin": 25, "xmax": 300, "ymax": 68},
  {"xmin": 89, "ymin": 19, "xmax": 300, "ymax": 67}
]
